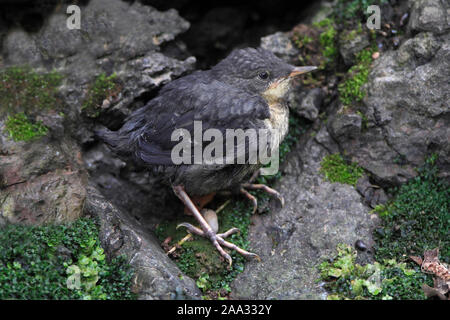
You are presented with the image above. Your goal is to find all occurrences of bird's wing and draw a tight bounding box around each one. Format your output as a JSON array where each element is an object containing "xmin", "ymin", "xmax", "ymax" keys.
[{"xmin": 126, "ymin": 75, "xmax": 271, "ymax": 166}]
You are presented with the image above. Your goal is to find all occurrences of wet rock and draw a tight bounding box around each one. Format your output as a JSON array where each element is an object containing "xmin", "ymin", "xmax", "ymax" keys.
[
  {"xmin": 331, "ymin": 31, "xmax": 450, "ymax": 185},
  {"xmin": 84, "ymin": 183, "xmax": 201, "ymax": 300},
  {"xmin": 328, "ymin": 112, "xmax": 362, "ymax": 139},
  {"xmin": 1, "ymin": 0, "xmax": 196, "ymax": 140},
  {"xmin": 408, "ymin": 0, "xmax": 450, "ymax": 35},
  {"xmin": 231, "ymin": 126, "xmax": 379, "ymax": 299},
  {"xmin": 260, "ymin": 32, "xmax": 300, "ymax": 64},
  {"xmin": 356, "ymin": 176, "xmax": 389, "ymax": 209},
  {"xmin": 0, "ymin": 124, "xmax": 87, "ymax": 225},
  {"xmin": 289, "ymin": 88, "xmax": 324, "ymax": 121},
  {"xmin": 339, "ymin": 30, "xmax": 370, "ymax": 66}
]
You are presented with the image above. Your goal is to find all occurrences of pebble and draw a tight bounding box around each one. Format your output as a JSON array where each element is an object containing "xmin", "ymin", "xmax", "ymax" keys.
[
  {"xmin": 355, "ymin": 239, "xmax": 367, "ymax": 251},
  {"xmin": 372, "ymin": 52, "xmax": 380, "ymax": 60}
]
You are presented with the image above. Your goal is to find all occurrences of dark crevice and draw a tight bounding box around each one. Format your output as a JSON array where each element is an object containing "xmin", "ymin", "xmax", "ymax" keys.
[{"xmin": 139, "ymin": 0, "xmax": 316, "ymax": 68}]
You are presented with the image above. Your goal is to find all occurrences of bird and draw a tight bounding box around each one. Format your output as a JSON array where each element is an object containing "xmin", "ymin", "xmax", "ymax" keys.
[{"xmin": 97, "ymin": 47, "xmax": 316, "ymax": 265}]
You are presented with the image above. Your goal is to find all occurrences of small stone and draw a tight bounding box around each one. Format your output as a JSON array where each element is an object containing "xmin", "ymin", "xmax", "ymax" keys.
[
  {"xmin": 372, "ymin": 52, "xmax": 380, "ymax": 59},
  {"xmin": 355, "ymin": 240, "xmax": 367, "ymax": 251},
  {"xmin": 101, "ymin": 99, "xmax": 111, "ymax": 109}
]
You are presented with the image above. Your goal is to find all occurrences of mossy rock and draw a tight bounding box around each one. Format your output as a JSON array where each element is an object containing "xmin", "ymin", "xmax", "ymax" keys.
[
  {"xmin": 0, "ymin": 66, "xmax": 63, "ymax": 142},
  {"xmin": 0, "ymin": 217, "xmax": 135, "ymax": 300}
]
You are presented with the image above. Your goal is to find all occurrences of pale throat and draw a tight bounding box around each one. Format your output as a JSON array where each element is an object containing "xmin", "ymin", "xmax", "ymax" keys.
[{"xmin": 262, "ymin": 79, "xmax": 290, "ymax": 148}]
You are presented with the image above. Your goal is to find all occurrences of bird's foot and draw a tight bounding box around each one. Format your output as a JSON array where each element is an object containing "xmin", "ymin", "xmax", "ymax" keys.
[
  {"xmin": 240, "ymin": 183, "xmax": 285, "ymax": 214},
  {"xmin": 173, "ymin": 185, "xmax": 260, "ymax": 266}
]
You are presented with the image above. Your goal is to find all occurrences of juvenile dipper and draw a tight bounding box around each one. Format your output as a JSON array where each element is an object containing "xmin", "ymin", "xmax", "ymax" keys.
[{"xmin": 98, "ymin": 47, "xmax": 316, "ymax": 264}]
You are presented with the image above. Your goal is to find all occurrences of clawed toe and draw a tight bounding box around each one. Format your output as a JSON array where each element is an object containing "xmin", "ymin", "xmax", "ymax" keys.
[
  {"xmin": 172, "ymin": 185, "xmax": 261, "ymax": 265},
  {"xmin": 240, "ymin": 183, "xmax": 284, "ymax": 214},
  {"xmin": 177, "ymin": 223, "xmax": 259, "ymax": 265}
]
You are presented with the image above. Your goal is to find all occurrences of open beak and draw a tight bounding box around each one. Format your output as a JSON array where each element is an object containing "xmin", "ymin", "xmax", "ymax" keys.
[{"xmin": 289, "ymin": 66, "xmax": 317, "ymax": 77}]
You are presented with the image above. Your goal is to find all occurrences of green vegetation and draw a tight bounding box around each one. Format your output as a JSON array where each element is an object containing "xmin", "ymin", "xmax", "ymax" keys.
[
  {"xmin": 82, "ymin": 73, "xmax": 120, "ymax": 118},
  {"xmin": 334, "ymin": 0, "xmax": 388, "ymax": 22},
  {"xmin": 5, "ymin": 112, "xmax": 48, "ymax": 141},
  {"xmin": 319, "ymin": 244, "xmax": 431, "ymax": 300},
  {"xmin": 319, "ymin": 153, "xmax": 364, "ymax": 186},
  {"xmin": 155, "ymin": 200, "xmax": 252, "ymax": 298},
  {"xmin": 374, "ymin": 154, "xmax": 449, "ymax": 263},
  {"xmin": 314, "ymin": 18, "xmax": 338, "ymax": 66},
  {"xmin": 319, "ymin": 155, "xmax": 448, "ymax": 299},
  {"xmin": 293, "ymin": 34, "xmax": 313, "ymax": 50},
  {"xmin": 0, "ymin": 66, "xmax": 62, "ymax": 115},
  {"xmin": 0, "ymin": 66, "xmax": 62, "ymax": 141},
  {"xmin": 338, "ymin": 48, "xmax": 375, "ymax": 106},
  {"xmin": 0, "ymin": 217, "xmax": 135, "ymax": 300}
]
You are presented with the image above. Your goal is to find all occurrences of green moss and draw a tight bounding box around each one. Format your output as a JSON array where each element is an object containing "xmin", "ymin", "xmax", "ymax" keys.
[
  {"xmin": 0, "ymin": 66, "xmax": 62, "ymax": 117},
  {"xmin": 334, "ymin": 0, "xmax": 388, "ymax": 22},
  {"xmin": 0, "ymin": 217, "xmax": 136, "ymax": 300},
  {"xmin": 5, "ymin": 112, "xmax": 48, "ymax": 141},
  {"xmin": 293, "ymin": 34, "xmax": 313, "ymax": 49},
  {"xmin": 320, "ymin": 155, "xmax": 448, "ymax": 300},
  {"xmin": 82, "ymin": 73, "xmax": 120, "ymax": 118},
  {"xmin": 319, "ymin": 153, "xmax": 364, "ymax": 186},
  {"xmin": 338, "ymin": 48, "xmax": 375, "ymax": 106},
  {"xmin": 374, "ymin": 154, "xmax": 449, "ymax": 263},
  {"xmin": 156, "ymin": 199, "xmax": 251, "ymax": 297},
  {"xmin": 319, "ymin": 244, "xmax": 431, "ymax": 300},
  {"xmin": 0, "ymin": 66, "xmax": 63, "ymax": 141},
  {"xmin": 313, "ymin": 18, "xmax": 338, "ymax": 66}
]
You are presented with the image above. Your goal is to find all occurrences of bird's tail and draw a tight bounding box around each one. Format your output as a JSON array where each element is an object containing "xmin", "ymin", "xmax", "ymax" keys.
[{"xmin": 94, "ymin": 126, "xmax": 131, "ymax": 156}]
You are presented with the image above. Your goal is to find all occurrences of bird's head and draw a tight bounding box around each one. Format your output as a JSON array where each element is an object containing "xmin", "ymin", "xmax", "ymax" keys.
[{"xmin": 211, "ymin": 47, "xmax": 316, "ymax": 102}]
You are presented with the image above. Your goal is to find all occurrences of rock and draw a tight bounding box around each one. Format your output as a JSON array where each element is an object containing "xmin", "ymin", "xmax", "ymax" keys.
[
  {"xmin": 0, "ymin": 124, "xmax": 87, "ymax": 225},
  {"xmin": 289, "ymin": 88, "xmax": 324, "ymax": 121},
  {"xmin": 408, "ymin": 0, "xmax": 450, "ymax": 35},
  {"xmin": 231, "ymin": 126, "xmax": 379, "ymax": 299},
  {"xmin": 356, "ymin": 176, "xmax": 389, "ymax": 209},
  {"xmin": 1, "ymin": 0, "xmax": 196, "ymax": 142},
  {"xmin": 339, "ymin": 30, "xmax": 370, "ymax": 66},
  {"xmin": 260, "ymin": 32, "xmax": 300, "ymax": 64},
  {"xmin": 84, "ymin": 183, "xmax": 201, "ymax": 300},
  {"xmin": 328, "ymin": 112, "xmax": 362, "ymax": 139},
  {"xmin": 330, "ymin": 31, "xmax": 450, "ymax": 185},
  {"xmin": 0, "ymin": 0, "xmax": 201, "ymax": 299}
]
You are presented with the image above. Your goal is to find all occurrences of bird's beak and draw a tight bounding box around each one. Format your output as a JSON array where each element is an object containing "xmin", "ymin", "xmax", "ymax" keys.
[{"xmin": 289, "ymin": 66, "xmax": 317, "ymax": 77}]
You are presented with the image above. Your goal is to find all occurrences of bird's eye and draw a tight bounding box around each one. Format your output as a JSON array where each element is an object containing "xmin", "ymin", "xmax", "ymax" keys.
[{"xmin": 258, "ymin": 71, "xmax": 269, "ymax": 80}]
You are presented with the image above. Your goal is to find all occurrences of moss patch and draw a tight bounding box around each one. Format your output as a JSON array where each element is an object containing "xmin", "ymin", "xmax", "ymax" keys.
[
  {"xmin": 319, "ymin": 153, "xmax": 364, "ymax": 186},
  {"xmin": 0, "ymin": 66, "xmax": 63, "ymax": 141},
  {"xmin": 374, "ymin": 154, "xmax": 449, "ymax": 263},
  {"xmin": 338, "ymin": 48, "xmax": 375, "ymax": 106},
  {"xmin": 155, "ymin": 199, "xmax": 252, "ymax": 298},
  {"xmin": 82, "ymin": 73, "xmax": 121, "ymax": 118},
  {"xmin": 319, "ymin": 155, "xmax": 448, "ymax": 300},
  {"xmin": 5, "ymin": 112, "xmax": 48, "ymax": 142},
  {"xmin": 319, "ymin": 244, "xmax": 431, "ymax": 300},
  {"xmin": 0, "ymin": 66, "xmax": 62, "ymax": 116},
  {"xmin": 316, "ymin": 18, "xmax": 338, "ymax": 65},
  {"xmin": 334, "ymin": 0, "xmax": 388, "ymax": 23},
  {"xmin": 0, "ymin": 217, "xmax": 135, "ymax": 300}
]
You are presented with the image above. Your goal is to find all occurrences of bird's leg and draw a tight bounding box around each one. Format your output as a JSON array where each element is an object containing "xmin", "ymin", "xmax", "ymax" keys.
[
  {"xmin": 173, "ymin": 185, "xmax": 260, "ymax": 265},
  {"xmin": 184, "ymin": 192, "xmax": 216, "ymax": 215},
  {"xmin": 240, "ymin": 183, "xmax": 285, "ymax": 214}
]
